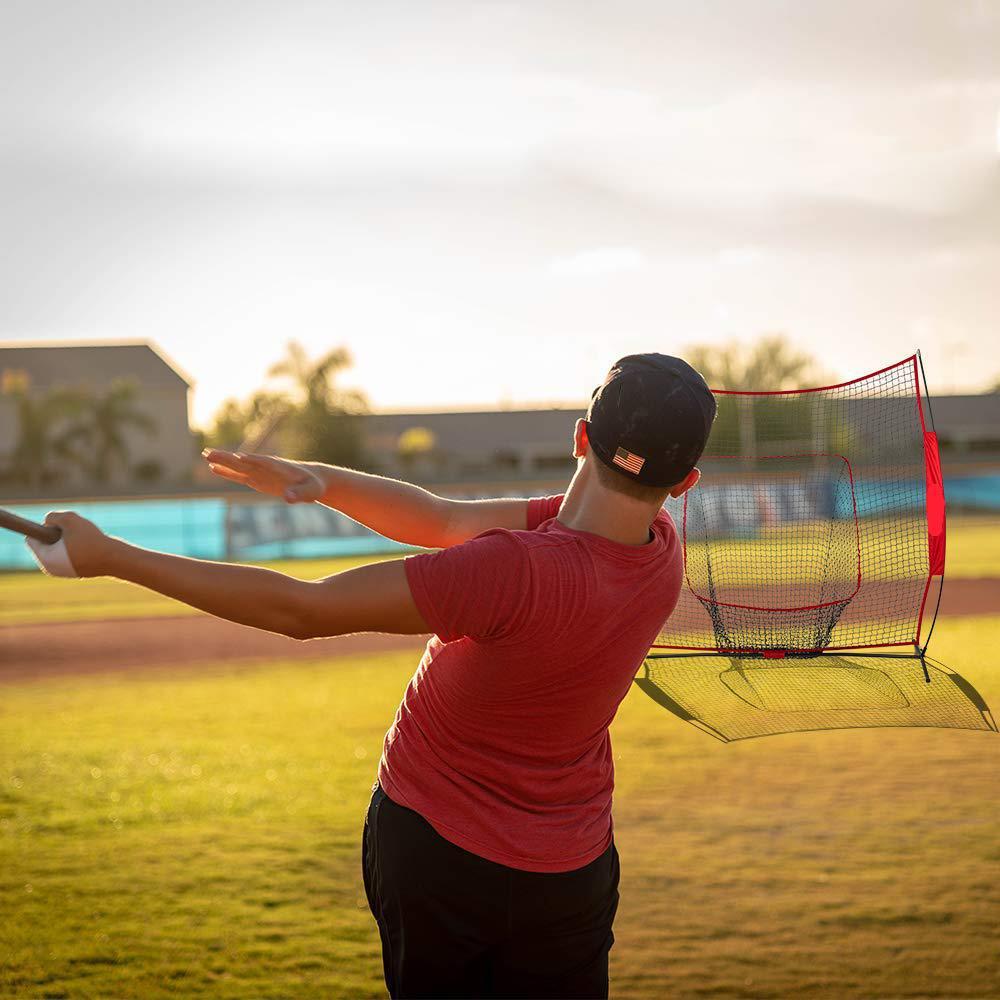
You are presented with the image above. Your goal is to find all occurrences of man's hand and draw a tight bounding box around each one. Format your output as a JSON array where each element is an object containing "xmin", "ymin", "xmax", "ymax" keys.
[
  {"xmin": 202, "ymin": 450, "xmax": 325, "ymax": 503},
  {"xmin": 42, "ymin": 511, "xmax": 120, "ymax": 578}
]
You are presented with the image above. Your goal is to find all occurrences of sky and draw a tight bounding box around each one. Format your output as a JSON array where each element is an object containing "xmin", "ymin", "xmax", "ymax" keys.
[{"xmin": 1, "ymin": 0, "xmax": 998, "ymax": 428}]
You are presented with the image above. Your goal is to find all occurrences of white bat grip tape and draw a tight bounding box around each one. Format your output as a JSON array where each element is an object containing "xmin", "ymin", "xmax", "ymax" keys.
[{"xmin": 26, "ymin": 536, "xmax": 79, "ymax": 578}]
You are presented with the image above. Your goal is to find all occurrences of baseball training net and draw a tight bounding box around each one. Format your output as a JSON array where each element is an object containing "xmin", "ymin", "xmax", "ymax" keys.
[{"xmin": 637, "ymin": 354, "xmax": 996, "ymax": 741}]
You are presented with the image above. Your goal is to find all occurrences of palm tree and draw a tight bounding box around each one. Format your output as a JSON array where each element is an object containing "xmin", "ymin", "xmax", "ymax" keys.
[
  {"xmin": 3, "ymin": 386, "xmax": 88, "ymax": 489},
  {"xmin": 268, "ymin": 341, "xmax": 356, "ymax": 410},
  {"xmin": 67, "ymin": 379, "xmax": 157, "ymax": 484},
  {"xmin": 266, "ymin": 341, "xmax": 368, "ymax": 465}
]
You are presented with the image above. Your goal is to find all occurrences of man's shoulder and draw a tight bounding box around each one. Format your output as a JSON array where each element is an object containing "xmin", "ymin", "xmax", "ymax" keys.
[
  {"xmin": 454, "ymin": 525, "xmax": 571, "ymax": 564},
  {"xmin": 479, "ymin": 524, "xmax": 578, "ymax": 556},
  {"xmin": 653, "ymin": 505, "xmax": 680, "ymax": 538},
  {"xmin": 652, "ymin": 508, "xmax": 684, "ymax": 578}
]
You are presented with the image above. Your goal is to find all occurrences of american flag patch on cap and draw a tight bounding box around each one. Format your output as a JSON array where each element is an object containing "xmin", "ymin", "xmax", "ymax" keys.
[{"xmin": 612, "ymin": 446, "xmax": 645, "ymax": 474}]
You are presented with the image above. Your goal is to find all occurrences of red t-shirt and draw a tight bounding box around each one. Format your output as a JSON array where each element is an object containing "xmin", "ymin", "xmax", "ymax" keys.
[{"xmin": 377, "ymin": 494, "xmax": 684, "ymax": 872}]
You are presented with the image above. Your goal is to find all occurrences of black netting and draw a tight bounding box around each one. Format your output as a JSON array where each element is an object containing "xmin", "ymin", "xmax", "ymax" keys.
[
  {"xmin": 657, "ymin": 357, "xmax": 932, "ymax": 653},
  {"xmin": 636, "ymin": 655, "xmax": 997, "ymax": 742}
]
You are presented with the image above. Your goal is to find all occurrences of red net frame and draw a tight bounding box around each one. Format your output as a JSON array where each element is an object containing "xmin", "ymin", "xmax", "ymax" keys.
[{"xmin": 653, "ymin": 354, "xmax": 946, "ymax": 657}]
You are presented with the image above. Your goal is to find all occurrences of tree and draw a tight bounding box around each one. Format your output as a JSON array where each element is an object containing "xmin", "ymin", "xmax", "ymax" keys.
[
  {"xmin": 66, "ymin": 379, "xmax": 157, "ymax": 484},
  {"xmin": 684, "ymin": 335, "xmax": 828, "ymax": 459},
  {"xmin": 204, "ymin": 391, "xmax": 291, "ymax": 451},
  {"xmin": 266, "ymin": 341, "xmax": 369, "ymax": 466},
  {"xmin": 268, "ymin": 341, "xmax": 354, "ymax": 410},
  {"xmin": 3, "ymin": 386, "xmax": 88, "ymax": 489},
  {"xmin": 684, "ymin": 334, "xmax": 822, "ymax": 391},
  {"xmin": 132, "ymin": 458, "xmax": 164, "ymax": 484},
  {"xmin": 202, "ymin": 341, "xmax": 370, "ymax": 466},
  {"xmin": 206, "ymin": 398, "xmax": 251, "ymax": 450}
]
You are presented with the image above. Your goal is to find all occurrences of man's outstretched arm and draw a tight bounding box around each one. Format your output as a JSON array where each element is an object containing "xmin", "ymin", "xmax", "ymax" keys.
[
  {"xmin": 202, "ymin": 449, "xmax": 530, "ymax": 548},
  {"xmin": 43, "ymin": 511, "xmax": 428, "ymax": 640}
]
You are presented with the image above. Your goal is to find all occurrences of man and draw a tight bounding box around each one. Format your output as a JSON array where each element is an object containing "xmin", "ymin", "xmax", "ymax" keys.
[{"xmin": 34, "ymin": 353, "xmax": 716, "ymax": 999}]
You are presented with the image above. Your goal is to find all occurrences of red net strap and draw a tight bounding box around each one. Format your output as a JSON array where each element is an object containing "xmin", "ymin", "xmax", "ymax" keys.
[{"xmin": 924, "ymin": 431, "xmax": 946, "ymax": 576}]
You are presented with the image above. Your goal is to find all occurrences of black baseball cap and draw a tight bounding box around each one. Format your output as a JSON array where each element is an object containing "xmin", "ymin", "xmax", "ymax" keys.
[{"xmin": 585, "ymin": 353, "xmax": 717, "ymax": 488}]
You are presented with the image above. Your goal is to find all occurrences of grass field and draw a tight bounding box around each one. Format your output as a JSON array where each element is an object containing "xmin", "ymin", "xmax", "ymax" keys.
[
  {"xmin": 0, "ymin": 554, "xmax": 406, "ymax": 628},
  {"xmin": 2, "ymin": 614, "xmax": 999, "ymax": 998},
  {"xmin": 2, "ymin": 516, "xmax": 999, "ymax": 628}
]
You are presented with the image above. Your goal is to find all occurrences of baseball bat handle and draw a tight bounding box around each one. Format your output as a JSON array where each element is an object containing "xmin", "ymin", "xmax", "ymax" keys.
[{"xmin": 0, "ymin": 509, "xmax": 63, "ymax": 544}]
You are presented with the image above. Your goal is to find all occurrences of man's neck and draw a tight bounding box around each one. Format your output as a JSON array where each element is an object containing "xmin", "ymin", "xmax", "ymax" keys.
[{"xmin": 556, "ymin": 461, "xmax": 659, "ymax": 547}]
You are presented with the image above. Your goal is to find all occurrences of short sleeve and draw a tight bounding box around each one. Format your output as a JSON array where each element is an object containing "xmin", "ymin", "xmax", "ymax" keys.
[
  {"xmin": 526, "ymin": 495, "xmax": 564, "ymax": 531},
  {"xmin": 404, "ymin": 530, "xmax": 533, "ymax": 643}
]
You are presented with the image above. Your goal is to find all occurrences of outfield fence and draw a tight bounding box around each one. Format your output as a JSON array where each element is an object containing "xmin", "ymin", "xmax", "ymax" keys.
[
  {"xmin": 0, "ymin": 487, "xmax": 542, "ymax": 571},
  {"xmin": 1, "ymin": 472, "xmax": 999, "ymax": 571},
  {"xmin": 0, "ymin": 496, "xmax": 408, "ymax": 571}
]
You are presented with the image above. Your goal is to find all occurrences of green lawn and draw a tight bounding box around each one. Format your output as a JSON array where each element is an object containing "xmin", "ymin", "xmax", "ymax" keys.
[
  {"xmin": 0, "ymin": 554, "xmax": 407, "ymax": 628},
  {"xmin": 3, "ymin": 517, "xmax": 999, "ymax": 628},
  {"xmin": 2, "ymin": 617, "xmax": 998, "ymax": 998}
]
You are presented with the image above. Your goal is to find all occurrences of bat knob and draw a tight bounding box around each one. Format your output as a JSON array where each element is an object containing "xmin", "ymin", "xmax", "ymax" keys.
[{"xmin": 25, "ymin": 534, "xmax": 78, "ymax": 578}]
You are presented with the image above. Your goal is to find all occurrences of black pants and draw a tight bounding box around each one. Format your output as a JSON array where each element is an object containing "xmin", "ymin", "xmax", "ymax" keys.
[{"xmin": 362, "ymin": 783, "xmax": 620, "ymax": 999}]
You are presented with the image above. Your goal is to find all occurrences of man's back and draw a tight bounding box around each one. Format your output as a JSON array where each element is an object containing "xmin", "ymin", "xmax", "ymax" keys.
[
  {"xmin": 378, "ymin": 494, "xmax": 684, "ymax": 872},
  {"xmin": 88, "ymin": 352, "xmax": 717, "ymax": 998}
]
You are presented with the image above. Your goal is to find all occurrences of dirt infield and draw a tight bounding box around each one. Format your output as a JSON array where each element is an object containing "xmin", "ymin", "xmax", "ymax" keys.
[
  {"xmin": 0, "ymin": 615, "xmax": 428, "ymax": 682},
  {"xmin": 1, "ymin": 577, "xmax": 998, "ymax": 682}
]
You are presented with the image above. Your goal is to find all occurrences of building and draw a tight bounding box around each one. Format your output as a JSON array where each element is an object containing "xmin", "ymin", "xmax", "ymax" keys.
[
  {"xmin": 362, "ymin": 407, "xmax": 582, "ymax": 483},
  {"xmin": 0, "ymin": 341, "xmax": 196, "ymax": 496},
  {"xmin": 360, "ymin": 392, "xmax": 1000, "ymax": 487},
  {"xmin": 930, "ymin": 394, "xmax": 1000, "ymax": 458},
  {"xmin": 3, "ymin": 337, "xmax": 994, "ymax": 500}
]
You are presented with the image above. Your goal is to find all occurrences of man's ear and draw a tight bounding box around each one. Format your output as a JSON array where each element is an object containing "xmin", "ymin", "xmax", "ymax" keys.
[
  {"xmin": 667, "ymin": 467, "xmax": 701, "ymax": 498},
  {"xmin": 573, "ymin": 418, "xmax": 589, "ymax": 459}
]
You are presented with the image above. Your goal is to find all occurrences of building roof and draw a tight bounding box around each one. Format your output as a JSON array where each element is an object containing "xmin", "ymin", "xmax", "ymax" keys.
[{"xmin": 0, "ymin": 341, "xmax": 193, "ymax": 389}]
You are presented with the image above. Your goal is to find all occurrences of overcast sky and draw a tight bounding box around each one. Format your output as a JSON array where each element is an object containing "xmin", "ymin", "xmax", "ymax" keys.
[{"xmin": 2, "ymin": 0, "xmax": 998, "ymax": 426}]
